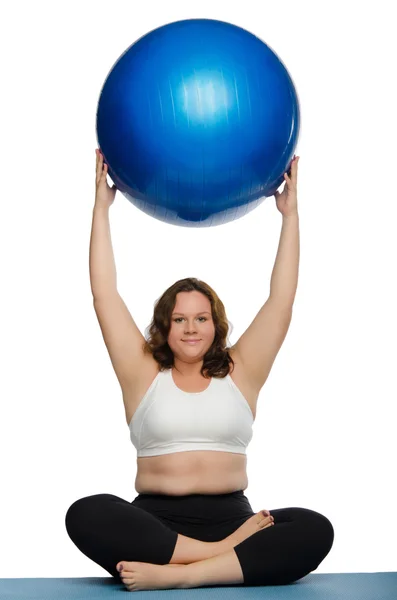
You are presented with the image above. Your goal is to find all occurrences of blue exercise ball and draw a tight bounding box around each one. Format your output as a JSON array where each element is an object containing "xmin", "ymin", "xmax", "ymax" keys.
[{"xmin": 96, "ymin": 18, "xmax": 300, "ymax": 227}]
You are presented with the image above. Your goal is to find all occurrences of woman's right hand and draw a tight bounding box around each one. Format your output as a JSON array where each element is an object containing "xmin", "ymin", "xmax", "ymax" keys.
[{"xmin": 95, "ymin": 148, "xmax": 117, "ymax": 209}]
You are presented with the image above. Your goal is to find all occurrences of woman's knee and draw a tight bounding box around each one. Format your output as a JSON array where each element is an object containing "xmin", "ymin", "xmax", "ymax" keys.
[
  {"xmin": 65, "ymin": 493, "xmax": 123, "ymax": 538},
  {"xmin": 298, "ymin": 508, "xmax": 334, "ymax": 562},
  {"xmin": 65, "ymin": 493, "xmax": 178, "ymax": 570},
  {"xmin": 273, "ymin": 507, "xmax": 334, "ymax": 565}
]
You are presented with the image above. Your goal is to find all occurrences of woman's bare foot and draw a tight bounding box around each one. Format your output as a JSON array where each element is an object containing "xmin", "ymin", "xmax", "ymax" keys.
[
  {"xmin": 117, "ymin": 561, "xmax": 188, "ymax": 591},
  {"xmin": 224, "ymin": 511, "xmax": 274, "ymax": 548}
]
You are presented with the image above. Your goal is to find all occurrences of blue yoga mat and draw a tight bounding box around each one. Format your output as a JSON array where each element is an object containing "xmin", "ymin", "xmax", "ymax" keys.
[{"xmin": 1, "ymin": 572, "xmax": 396, "ymax": 599}]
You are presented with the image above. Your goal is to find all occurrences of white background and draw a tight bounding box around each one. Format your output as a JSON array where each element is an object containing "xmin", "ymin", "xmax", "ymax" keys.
[{"xmin": 1, "ymin": 0, "xmax": 396, "ymax": 578}]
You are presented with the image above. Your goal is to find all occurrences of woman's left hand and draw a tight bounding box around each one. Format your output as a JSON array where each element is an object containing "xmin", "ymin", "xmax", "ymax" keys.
[{"xmin": 274, "ymin": 155, "xmax": 299, "ymax": 217}]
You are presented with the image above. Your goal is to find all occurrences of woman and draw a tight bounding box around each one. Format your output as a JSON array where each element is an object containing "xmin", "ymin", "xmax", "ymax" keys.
[{"xmin": 65, "ymin": 150, "xmax": 334, "ymax": 592}]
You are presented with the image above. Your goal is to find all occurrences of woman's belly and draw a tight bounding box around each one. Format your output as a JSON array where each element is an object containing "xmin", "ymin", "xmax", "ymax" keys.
[{"xmin": 135, "ymin": 451, "xmax": 248, "ymax": 496}]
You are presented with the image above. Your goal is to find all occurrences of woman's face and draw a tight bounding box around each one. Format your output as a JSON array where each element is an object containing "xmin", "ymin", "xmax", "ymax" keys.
[{"xmin": 167, "ymin": 291, "xmax": 216, "ymax": 362}]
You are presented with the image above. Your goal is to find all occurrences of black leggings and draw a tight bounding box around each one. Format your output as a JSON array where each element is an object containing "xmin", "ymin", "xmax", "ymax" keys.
[{"xmin": 65, "ymin": 490, "xmax": 334, "ymax": 587}]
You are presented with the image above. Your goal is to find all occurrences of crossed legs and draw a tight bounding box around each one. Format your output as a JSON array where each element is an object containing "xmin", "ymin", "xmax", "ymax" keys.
[
  {"xmin": 117, "ymin": 510, "xmax": 273, "ymax": 590},
  {"xmin": 66, "ymin": 494, "xmax": 334, "ymax": 591},
  {"xmin": 117, "ymin": 507, "xmax": 334, "ymax": 591}
]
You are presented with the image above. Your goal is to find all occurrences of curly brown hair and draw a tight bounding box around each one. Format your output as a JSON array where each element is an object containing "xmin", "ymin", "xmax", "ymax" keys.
[{"xmin": 142, "ymin": 277, "xmax": 235, "ymax": 379}]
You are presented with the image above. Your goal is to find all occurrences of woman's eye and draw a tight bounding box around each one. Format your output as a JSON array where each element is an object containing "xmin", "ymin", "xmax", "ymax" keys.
[{"xmin": 174, "ymin": 317, "xmax": 206, "ymax": 323}]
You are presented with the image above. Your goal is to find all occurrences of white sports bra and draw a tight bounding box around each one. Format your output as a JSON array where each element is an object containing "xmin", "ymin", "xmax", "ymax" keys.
[{"xmin": 129, "ymin": 368, "xmax": 254, "ymax": 458}]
